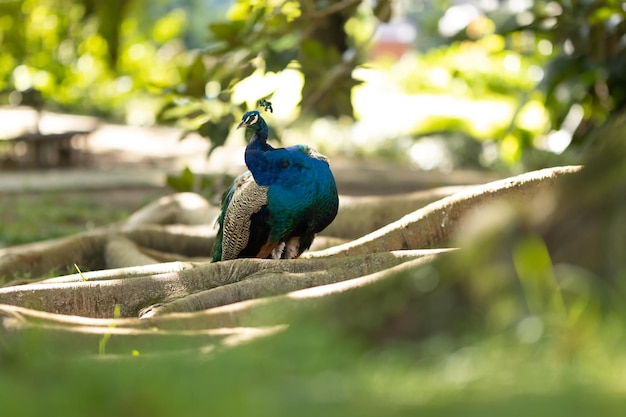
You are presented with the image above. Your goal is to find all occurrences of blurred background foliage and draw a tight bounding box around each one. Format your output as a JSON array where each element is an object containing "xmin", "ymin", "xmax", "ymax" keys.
[
  {"xmin": 2, "ymin": 1, "xmax": 626, "ymax": 413},
  {"xmin": 1, "ymin": 0, "xmax": 624, "ymax": 172}
]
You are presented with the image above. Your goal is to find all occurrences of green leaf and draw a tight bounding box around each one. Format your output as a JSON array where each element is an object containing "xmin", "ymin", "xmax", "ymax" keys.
[
  {"xmin": 265, "ymin": 48, "xmax": 297, "ymax": 72},
  {"xmin": 209, "ymin": 21, "xmax": 244, "ymax": 41},
  {"xmin": 159, "ymin": 100, "xmax": 205, "ymax": 121},
  {"xmin": 184, "ymin": 54, "xmax": 207, "ymax": 98},
  {"xmin": 166, "ymin": 166, "xmax": 196, "ymax": 192},
  {"xmin": 513, "ymin": 235, "xmax": 566, "ymax": 317},
  {"xmin": 300, "ymin": 39, "xmax": 326, "ymax": 61},
  {"xmin": 198, "ymin": 114, "xmax": 235, "ymax": 152}
]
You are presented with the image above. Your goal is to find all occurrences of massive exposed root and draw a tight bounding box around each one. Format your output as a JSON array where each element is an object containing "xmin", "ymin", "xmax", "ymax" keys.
[{"xmin": 0, "ymin": 166, "xmax": 583, "ymax": 357}]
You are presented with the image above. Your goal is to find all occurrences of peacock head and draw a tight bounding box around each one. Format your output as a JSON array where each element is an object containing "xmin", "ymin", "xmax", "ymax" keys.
[{"xmin": 237, "ymin": 111, "xmax": 263, "ymax": 131}]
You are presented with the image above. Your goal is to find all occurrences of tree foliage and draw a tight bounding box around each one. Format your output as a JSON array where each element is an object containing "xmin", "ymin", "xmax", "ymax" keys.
[
  {"xmin": 0, "ymin": 0, "xmax": 188, "ymax": 118},
  {"xmin": 159, "ymin": 0, "xmax": 392, "ymax": 152},
  {"xmin": 2, "ymin": 0, "xmax": 624, "ymax": 169},
  {"xmin": 493, "ymin": 0, "xmax": 626, "ymax": 145},
  {"xmin": 399, "ymin": 0, "xmax": 626, "ymax": 167}
]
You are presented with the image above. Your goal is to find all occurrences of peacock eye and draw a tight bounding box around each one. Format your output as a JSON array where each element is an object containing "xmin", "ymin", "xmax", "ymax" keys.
[{"xmin": 281, "ymin": 160, "xmax": 290, "ymax": 168}]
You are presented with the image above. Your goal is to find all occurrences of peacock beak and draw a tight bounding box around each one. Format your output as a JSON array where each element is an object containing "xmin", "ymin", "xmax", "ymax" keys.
[{"xmin": 236, "ymin": 120, "xmax": 246, "ymax": 129}]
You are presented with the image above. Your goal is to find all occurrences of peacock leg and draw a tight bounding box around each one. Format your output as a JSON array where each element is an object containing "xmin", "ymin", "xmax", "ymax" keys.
[
  {"xmin": 284, "ymin": 237, "xmax": 300, "ymax": 259},
  {"xmin": 271, "ymin": 242, "xmax": 286, "ymax": 259}
]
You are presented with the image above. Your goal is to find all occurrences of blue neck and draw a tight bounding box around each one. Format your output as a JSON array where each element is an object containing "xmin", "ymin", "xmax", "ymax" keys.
[
  {"xmin": 249, "ymin": 116, "xmax": 269, "ymax": 143},
  {"xmin": 247, "ymin": 122, "xmax": 271, "ymax": 151},
  {"xmin": 244, "ymin": 119, "xmax": 274, "ymax": 184}
]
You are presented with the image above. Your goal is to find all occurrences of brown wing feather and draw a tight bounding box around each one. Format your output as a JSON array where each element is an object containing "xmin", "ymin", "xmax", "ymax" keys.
[{"xmin": 221, "ymin": 172, "xmax": 269, "ymax": 260}]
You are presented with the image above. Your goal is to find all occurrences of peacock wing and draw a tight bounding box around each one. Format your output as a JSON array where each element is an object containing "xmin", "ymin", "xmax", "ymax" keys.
[{"xmin": 220, "ymin": 171, "xmax": 271, "ymax": 260}]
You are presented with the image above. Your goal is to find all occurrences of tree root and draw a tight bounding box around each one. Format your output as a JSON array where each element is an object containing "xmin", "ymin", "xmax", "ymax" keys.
[
  {"xmin": 105, "ymin": 235, "xmax": 160, "ymax": 268},
  {"xmin": 0, "ymin": 252, "xmax": 443, "ymax": 337},
  {"xmin": 0, "ymin": 303, "xmax": 285, "ymax": 357},
  {"xmin": 0, "ymin": 230, "xmax": 108, "ymax": 284},
  {"xmin": 0, "ymin": 224, "xmax": 215, "ymax": 284},
  {"xmin": 124, "ymin": 192, "xmax": 220, "ymax": 226},
  {"xmin": 120, "ymin": 224, "xmax": 215, "ymax": 257},
  {"xmin": 306, "ymin": 166, "xmax": 582, "ymax": 258},
  {"xmin": 0, "ymin": 185, "xmax": 456, "ymax": 284},
  {"xmin": 139, "ymin": 253, "xmax": 444, "ymax": 329},
  {"xmin": 324, "ymin": 185, "xmax": 471, "ymax": 239},
  {"xmin": 0, "ymin": 165, "xmax": 587, "ymax": 360},
  {"xmin": 41, "ymin": 261, "xmax": 193, "ymax": 284},
  {"xmin": 0, "ymin": 250, "xmax": 441, "ymax": 318},
  {"xmin": 138, "ymin": 249, "xmax": 450, "ymax": 317}
]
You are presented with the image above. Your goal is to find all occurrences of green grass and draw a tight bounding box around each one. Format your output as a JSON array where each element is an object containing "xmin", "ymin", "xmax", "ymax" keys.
[
  {"xmin": 1, "ymin": 313, "xmax": 625, "ymax": 417},
  {"xmin": 0, "ymin": 189, "xmax": 165, "ymax": 247}
]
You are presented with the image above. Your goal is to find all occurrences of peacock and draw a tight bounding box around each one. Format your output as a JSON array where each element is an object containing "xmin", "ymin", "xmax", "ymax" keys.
[{"xmin": 211, "ymin": 103, "xmax": 339, "ymax": 262}]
